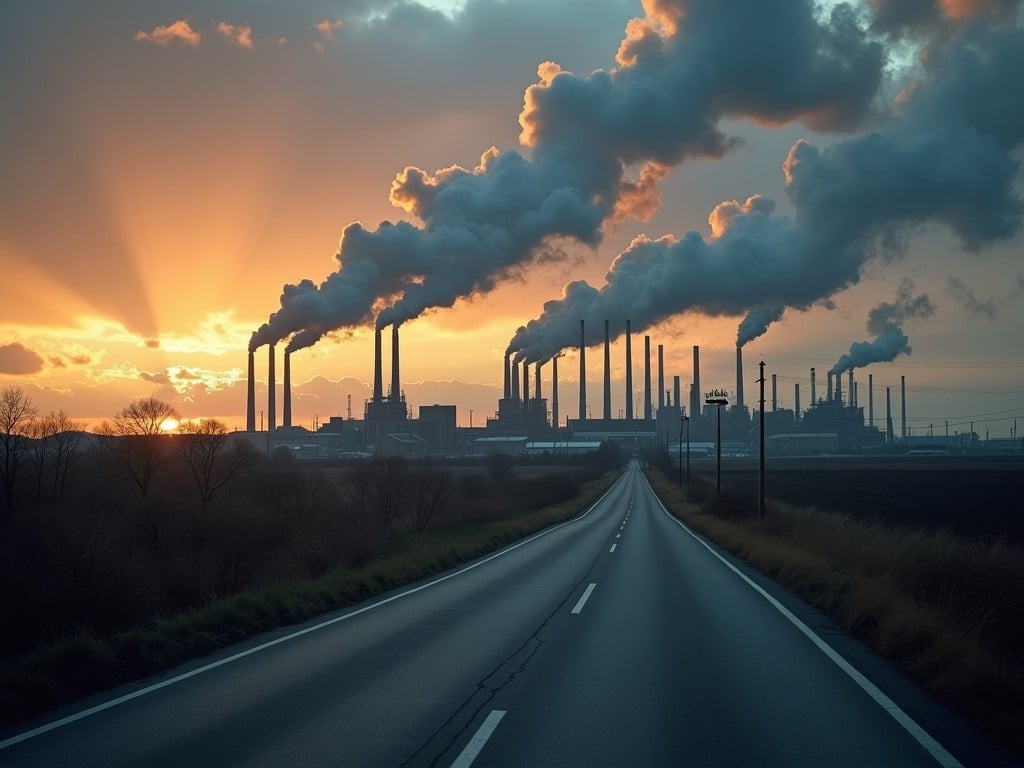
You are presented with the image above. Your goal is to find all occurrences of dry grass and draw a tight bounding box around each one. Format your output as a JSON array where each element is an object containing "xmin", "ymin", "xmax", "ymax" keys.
[
  {"xmin": 646, "ymin": 470, "xmax": 1024, "ymax": 759},
  {"xmin": 0, "ymin": 472, "xmax": 618, "ymax": 730}
]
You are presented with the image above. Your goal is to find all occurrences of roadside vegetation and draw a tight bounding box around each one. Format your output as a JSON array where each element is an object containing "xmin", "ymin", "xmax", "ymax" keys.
[
  {"xmin": 0, "ymin": 385, "xmax": 624, "ymax": 728},
  {"xmin": 646, "ymin": 468, "xmax": 1024, "ymax": 760}
]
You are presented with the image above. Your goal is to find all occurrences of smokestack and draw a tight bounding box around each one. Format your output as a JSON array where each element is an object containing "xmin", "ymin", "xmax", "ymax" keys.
[
  {"xmin": 884, "ymin": 387, "xmax": 892, "ymax": 442},
  {"xmin": 511, "ymin": 359, "xmax": 520, "ymax": 401},
  {"xmin": 603, "ymin": 320, "xmax": 612, "ymax": 420},
  {"xmin": 579, "ymin": 320, "xmax": 587, "ymax": 420},
  {"xmin": 901, "ymin": 375, "xmax": 907, "ymax": 439},
  {"xmin": 771, "ymin": 373, "xmax": 777, "ymax": 412},
  {"xmin": 868, "ymin": 373, "xmax": 874, "ymax": 427},
  {"xmin": 523, "ymin": 361, "xmax": 530, "ymax": 404},
  {"xmin": 657, "ymin": 344, "xmax": 665, "ymax": 410},
  {"xmin": 827, "ymin": 371, "xmax": 833, "ymax": 402},
  {"xmin": 552, "ymin": 356, "xmax": 559, "ymax": 429},
  {"xmin": 283, "ymin": 351, "xmax": 292, "ymax": 428},
  {"xmin": 625, "ymin": 320, "xmax": 634, "ymax": 420},
  {"xmin": 794, "ymin": 383, "xmax": 801, "ymax": 422},
  {"xmin": 735, "ymin": 346, "xmax": 744, "ymax": 409},
  {"xmin": 390, "ymin": 326, "xmax": 400, "ymax": 401},
  {"xmin": 848, "ymin": 370, "xmax": 854, "ymax": 407},
  {"xmin": 835, "ymin": 372, "xmax": 842, "ymax": 404},
  {"xmin": 643, "ymin": 335, "xmax": 652, "ymax": 420},
  {"xmin": 503, "ymin": 351, "xmax": 511, "ymax": 401},
  {"xmin": 534, "ymin": 362, "xmax": 542, "ymax": 401},
  {"xmin": 268, "ymin": 344, "xmax": 276, "ymax": 431},
  {"xmin": 246, "ymin": 351, "xmax": 256, "ymax": 432},
  {"xmin": 374, "ymin": 328, "xmax": 384, "ymax": 403},
  {"xmin": 810, "ymin": 367, "xmax": 816, "ymax": 404},
  {"xmin": 674, "ymin": 376, "xmax": 681, "ymax": 413},
  {"xmin": 692, "ymin": 345, "xmax": 701, "ymax": 417}
]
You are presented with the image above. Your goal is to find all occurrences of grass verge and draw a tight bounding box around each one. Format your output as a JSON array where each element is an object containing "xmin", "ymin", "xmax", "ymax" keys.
[
  {"xmin": 0, "ymin": 471, "xmax": 618, "ymax": 731},
  {"xmin": 646, "ymin": 470, "xmax": 1024, "ymax": 761}
]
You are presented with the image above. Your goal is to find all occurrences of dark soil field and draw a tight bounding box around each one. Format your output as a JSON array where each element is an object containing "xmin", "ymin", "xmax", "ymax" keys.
[{"xmin": 690, "ymin": 455, "xmax": 1024, "ymax": 543}]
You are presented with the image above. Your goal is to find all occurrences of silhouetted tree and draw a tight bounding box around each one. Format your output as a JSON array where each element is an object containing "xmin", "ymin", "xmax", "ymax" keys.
[
  {"xmin": 372, "ymin": 456, "xmax": 408, "ymax": 528},
  {"xmin": 0, "ymin": 386, "xmax": 37, "ymax": 519},
  {"xmin": 104, "ymin": 397, "xmax": 179, "ymax": 497},
  {"xmin": 178, "ymin": 419, "xmax": 255, "ymax": 513},
  {"xmin": 409, "ymin": 465, "xmax": 456, "ymax": 532}
]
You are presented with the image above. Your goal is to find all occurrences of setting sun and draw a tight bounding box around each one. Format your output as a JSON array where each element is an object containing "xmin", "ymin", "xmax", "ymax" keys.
[{"xmin": 159, "ymin": 417, "xmax": 179, "ymax": 432}]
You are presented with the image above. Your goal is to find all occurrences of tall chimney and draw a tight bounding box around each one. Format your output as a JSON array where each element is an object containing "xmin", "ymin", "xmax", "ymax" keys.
[
  {"xmin": 854, "ymin": 382, "xmax": 859, "ymax": 411},
  {"xmin": 810, "ymin": 367, "xmax": 816, "ymax": 404},
  {"xmin": 374, "ymin": 328, "xmax": 384, "ymax": 403},
  {"xmin": 827, "ymin": 371, "xmax": 833, "ymax": 402},
  {"xmin": 268, "ymin": 344, "xmax": 277, "ymax": 431},
  {"xmin": 771, "ymin": 373, "xmax": 777, "ymax": 412},
  {"xmin": 523, "ymin": 361, "xmax": 530, "ymax": 404},
  {"xmin": 643, "ymin": 336, "xmax": 652, "ymax": 420},
  {"xmin": 579, "ymin": 320, "xmax": 587, "ymax": 420},
  {"xmin": 901, "ymin": 375, "xmax": 907, "ymax": 439},
  {"xmin": 283, "ymin": 350, "xmax": 292, "ymax": 428},
  {"xmin": 884, "ymin": 387, "xmax": 892, "ymax": 442},
  {"xmin": 503, "ymin": 351, "xmax": 511, "ymax": 401},
  {"xmin": 868, "ymin": 373, "xmax": 874, "ymax": 427},
  {"xmin": 552, "ymin": 356, "xmax": 560, "ymax": 429},
  {"xmin": 390, "ymin": 326, "xmax": 401, "ymax": 402},
  {"xmin": 735, "ymin": 346, "xmax": 745, "ymax": 409},
  {"xmin": 625, "ymin": 320, "xmax": 634, "ymax": 420},
  {"xmin": 849, "ymin": 370, "xmax": 855, "ymax": 407},
  {"xmin": 674, "ymin": 376, "xmax": 681, "ymax": 414},
  {"xmin": 603, "ymin": 320, "xmax": 612, "ymax": 420},
  {"xmin": 511, "ymin": 359, "xmax": 520, "ymax": 401},
  {"xmin": 794, "ymin": 383, "xmax": 800, "ymax": 422},
  {"xmin": 534, "ymin": 362, "xmax": 542, "ymax": 401},
  {"xmin": 835, "ymin": 372, "xmax": 842, "ymax": 404},
  {"xmin": 692, "ymin": 345, "xmax": 701, "ymax": 417},
  {"xmin": 657, "ymin": 344, "xmax": 665, "ymax": 410},
  {"xmin": 246, "ymin": 351, "xmax": 256, "ymax": 432}
]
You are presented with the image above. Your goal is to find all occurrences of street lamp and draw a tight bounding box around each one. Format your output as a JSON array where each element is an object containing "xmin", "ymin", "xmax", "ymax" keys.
[
  {"xmin": 705, "ymin": 395, "xmax": 728, "ymax": 496},
  {"xmin": 678, "ymin": 415, "xmax": 690, "ymax": 486}
]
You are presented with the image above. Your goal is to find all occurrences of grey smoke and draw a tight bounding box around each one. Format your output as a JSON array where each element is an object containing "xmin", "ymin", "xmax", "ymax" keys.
[
  {"xmin": 252, "ymin": 0, "xmax": 886, "ymax": 352},
  {"xmin": 737, "ymin": 305, "xmax": 785, "ymax": 347},
  {"xmin": 508, "ymin": 21, "xmax": 1024, "ymax": 362},
  {"xmin": 947, "ymin": 274, "xmax": 1024, "ymax": 319},
  {"xmin": 830, "ymin": 279, "xmax": 935, "ymax": 373}
]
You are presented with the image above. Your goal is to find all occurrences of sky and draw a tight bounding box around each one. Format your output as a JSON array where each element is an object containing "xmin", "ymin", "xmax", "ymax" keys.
[{"xmin": 1, "ymin": 0, "xmax": 1022, "ymax": 438}]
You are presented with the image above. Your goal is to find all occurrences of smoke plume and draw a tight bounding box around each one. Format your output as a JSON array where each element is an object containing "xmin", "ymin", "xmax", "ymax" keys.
[
  {"xmin": 737, "ymin": 305, "xmax": 785, "ymax": 347},
  {"xmin": 508, "ymin": 20, "xmax": 1024, "ymax": 363},
  {"xmin": 830, "ymin": 279, "xmax": 935, "ymax": 373},
  {"xmin": 252, "ymin": 0, "xmax": 886, "ymax": 352},
  {"xmin": 947, "ymin": 274, "xmax": 1024, "ymax": 319}
]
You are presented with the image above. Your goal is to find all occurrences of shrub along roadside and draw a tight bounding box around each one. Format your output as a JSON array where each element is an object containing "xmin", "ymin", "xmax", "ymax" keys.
[
  {"xmin": 0, "ymin": 471, "xmax": 618, "ymax": 731},
  {"xmin": 645, "ymin": 470, "xmax": 1024, "ymax": 761}
]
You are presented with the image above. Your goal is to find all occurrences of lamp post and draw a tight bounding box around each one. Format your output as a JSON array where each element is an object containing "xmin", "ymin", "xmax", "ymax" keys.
[
  {"xmin": 705, "ymin": 394, "xmax": 728, "ymax": 497},
  {"xmin": 685, "ymin": 416, "xmax": 691, "ymax": 483},
  {"xmin": 678, "ymin": 417, "xmax": 684, "ymax": 487}
]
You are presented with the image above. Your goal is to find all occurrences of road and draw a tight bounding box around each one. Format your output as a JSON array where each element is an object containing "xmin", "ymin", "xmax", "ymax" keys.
[{"xmin": 0, "ymin": 462, "xmax": 1007, "ymax": 766}]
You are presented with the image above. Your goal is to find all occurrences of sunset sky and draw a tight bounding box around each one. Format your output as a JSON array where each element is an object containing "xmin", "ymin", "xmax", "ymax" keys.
[{"xmin": 2, "ymin": 0, "xmax": 1022, "ymax": 437}]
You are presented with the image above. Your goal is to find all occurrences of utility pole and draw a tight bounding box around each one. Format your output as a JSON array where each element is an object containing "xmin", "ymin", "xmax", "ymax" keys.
[
  {"xmin": 678, "ymin": 417, "xmax": 684, "ymax": 487},
  {"xmin": 758, "ymin": 360, "xmax": 766, "ymax": 519}
]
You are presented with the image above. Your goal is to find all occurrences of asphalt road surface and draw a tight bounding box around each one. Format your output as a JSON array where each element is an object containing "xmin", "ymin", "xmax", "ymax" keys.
[{"xmin": 0, "ymin": 462, "xmax": 1010, "ymax": 766}]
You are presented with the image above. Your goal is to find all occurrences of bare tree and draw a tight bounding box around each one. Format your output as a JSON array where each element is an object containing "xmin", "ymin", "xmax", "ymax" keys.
[
  {"xmin": 106, "ymin": 397, "xmax": 179, "ymax": 497},
  {"xmin": 409, "ymin": 465, "xmax": 456, "ymax": 532},
  {"xmin": 372, "ymin": 456, "xmax": 408, "ymax": 529},
  {"xmin": 47, "ymin": 411, "xmax": 84, "ymax": 504},
  {"xmin": 0, "ymin": 386, "xmax": 37, "ymax": 519},
  {"xmin": 178, "ymin": 419, "xmax": 255, "ymax": 513}
]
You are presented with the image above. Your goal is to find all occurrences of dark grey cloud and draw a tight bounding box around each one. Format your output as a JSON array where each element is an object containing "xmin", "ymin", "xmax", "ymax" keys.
[
  {"xmin": 0, "ymin": 343, "xmax": 46, "ymax": 375},
  {"xmin": 253, "ymin": 0, "xmax": 887, "ymax": 351},
  {"xmin": 868, "ymin": 0, "xmax": 1022, "ymax": 38},
  {"xmin": 507, "ymin": 21, "xmax": 1024, "ymax": 363}
]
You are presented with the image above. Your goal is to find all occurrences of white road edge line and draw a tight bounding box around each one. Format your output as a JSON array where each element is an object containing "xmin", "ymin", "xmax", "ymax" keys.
[
  {"xmin": 609, "ymin": 543, "xmax": 617, "ymax": 553},
  {"xmin": 647, "ymin": 475, "xmax": 964, "ymax": 768},
  {"xmin": 571, "ymin": 583, "xmax": 597, "ymax": 614},
  {"xmin": 0, "ymin": 475, "xmax": 630, "ymax": 752},
  {"xmin": 450, "ymin": 709, "xmax": 506, "ymax": 768}
]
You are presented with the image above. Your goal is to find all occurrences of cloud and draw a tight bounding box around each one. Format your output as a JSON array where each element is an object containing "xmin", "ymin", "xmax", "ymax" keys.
[
  {"xmin": 216, "ymin": 22, "xmax": 254, "ymax": 49},
  {"xmin": 313, "ymin": 19, "xmax": 343, "ymax": 50},
  {"xmin": 0, "ymin": 342, "xmax": 45, "ymax": 375},
  {"xmin": 134, "ymin": 19, "xmax": 201, "ymax": 47},
  {"xmin": 253, "ymin": 0, "xmax": 887, "ymax": 353},
  {"xmin": 507, "ymin": 20, "xmax": 1024, "ymax": 363}
]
